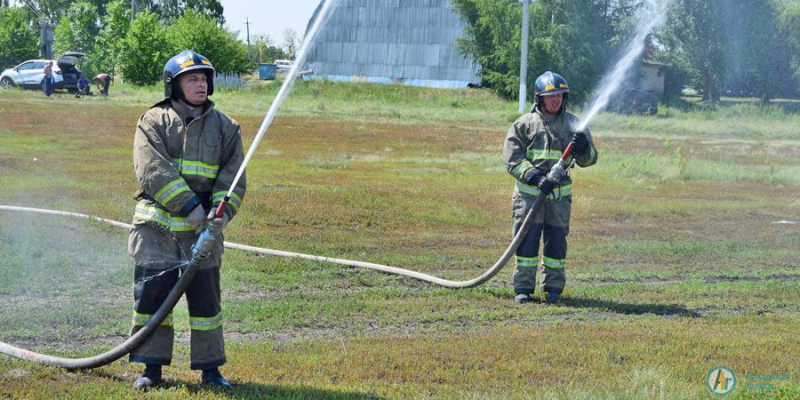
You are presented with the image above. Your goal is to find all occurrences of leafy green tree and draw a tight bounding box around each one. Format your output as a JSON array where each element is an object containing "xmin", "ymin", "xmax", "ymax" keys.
[
  {"xmin": 662, "ymin": 0, "xmax": 726, "ymax": 102},
  {"xmin": 718, "ymin": 0, "xmax": 793, "ymax": 101},
  {"xmin": 779, "ymin": 1, "xmax": 800, "ymax": 94},
  {"xmin": 120, "ymin": 11, "xmax": 168, "ymax": 85},
  {"xmin": 17, "ymin": 0, "xmax": 74, "ymax": 23},
  {"xmin": 452, "ymin": 0, "xmax": 639, "ymax": 103},
  {"xmin": 53, "ymin": 0, "xmax": 100, "ymax": 56},
  {"xmin": 147, "ymin": 0, "xmax": 224, "ymax": 25},
  {"xmin": 451, "ymin": 0, "xmax": 522, "ymax": 99},
  {"xmin": 93, "ymin": 0, "xmax": 130, "ymax": 78},
  {"xmin": 0, "ymin": 7, "xmax": 39, "ymax": 68},
  {"xmin": 166, "ymin": 10, "xmax": 250, "ymax": 74},
  {"xmin": 185, "ymin": 0, "xmax": 224, "ymax": 25},
  {"xmin": 251, "ymin": 34, "xmax": 288, "ymax": 64}
]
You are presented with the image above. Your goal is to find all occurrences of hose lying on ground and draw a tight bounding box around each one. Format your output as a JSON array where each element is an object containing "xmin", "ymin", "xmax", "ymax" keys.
[
  {"xmin": 0, "ymin": 199, "xmax": 539, "ymax": 368},
  {"xmin": 0, "ymin": 196, "xmax": 545, "ymax": 289},
  {"xmin": 0, "ymin": 144, "xmax": 571, "ymax": 368},
  {"xmin": 0, "ymin": 216, "xmax": 208, "ymax": 370}
]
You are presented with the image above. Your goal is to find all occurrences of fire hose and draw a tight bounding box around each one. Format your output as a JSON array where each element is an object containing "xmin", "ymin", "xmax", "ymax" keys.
[
  {"xmin": 0, "ymin": 204, "xmax": 228, "ymax": 370},
  {"xmin": 0, "ymin": 0, "xmax": 579, "ymax": 369},
  {"xmin": 0, "ymin": 0, "xmax": 341, "ymax": 370},
  {"xmin": 0, "ymin": 143, "xmax": 574, "ymax": 369}
]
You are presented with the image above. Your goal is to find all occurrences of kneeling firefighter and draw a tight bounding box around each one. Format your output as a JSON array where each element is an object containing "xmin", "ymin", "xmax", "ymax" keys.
[
  {"xmin": 503, "ymin": 71, "xmax": 598, "ymax": 304},
  {"xmin": 128, "ymin": 50, "xmax": 246, "ymax": 389}
]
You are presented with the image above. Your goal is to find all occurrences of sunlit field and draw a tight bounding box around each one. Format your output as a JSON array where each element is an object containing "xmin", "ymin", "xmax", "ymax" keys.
[{"xmin": 0, "ymin": 81, "xmax": 797, "ymax": 399}]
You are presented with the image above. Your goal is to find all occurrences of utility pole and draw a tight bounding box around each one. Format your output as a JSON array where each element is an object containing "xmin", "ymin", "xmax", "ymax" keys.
[
  {"xmin": 40, "ymin": 22, "xmax": 53, "ymax": 59},
  {"xmin": 518, "ymin": 0, "xmax": 535, "ymax": 114},
  {"xmin": 131, "ymin": 0, "xmax": 137, "ymax": 21},
  {"xmin": 246, "ymin": 17, "xmax": 251, "ymax": 62}
]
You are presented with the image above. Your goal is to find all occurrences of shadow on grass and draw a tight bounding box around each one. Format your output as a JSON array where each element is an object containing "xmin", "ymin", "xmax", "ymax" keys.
[
  {"xmin": 219, "ymin": 382, "xmax": 384, "ymax": 399},
  {"xmin": 89, "ymin": 370, "xmax": 384, "ymax": 399},
  {"xmin": 561, "ymin": 296, "xmax": 700, "ymax": 318},
  {"xmin": 478, "ymin": 288, "xmax": 699, "ymax": 317}
]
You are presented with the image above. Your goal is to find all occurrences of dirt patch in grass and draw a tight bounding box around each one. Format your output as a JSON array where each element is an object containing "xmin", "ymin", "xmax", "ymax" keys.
[{"xmin": 703, "ymin": 274, "xmax": 797, "ymax": 283}]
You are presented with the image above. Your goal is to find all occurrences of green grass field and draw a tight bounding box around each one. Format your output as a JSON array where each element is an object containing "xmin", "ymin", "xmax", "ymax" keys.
[{"xmin": 0, "ymin": 81, "xmax": 798, "ymax": 399}]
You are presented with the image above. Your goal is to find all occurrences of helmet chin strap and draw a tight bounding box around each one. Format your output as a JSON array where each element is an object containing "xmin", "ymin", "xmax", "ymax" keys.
[
  {"xmin": 172, "ymin": 83, "xmax": 205, "ymax": 108},
  {"xmin": 535, "ymin": 93, "xmax": 568, "ymax": 117}
]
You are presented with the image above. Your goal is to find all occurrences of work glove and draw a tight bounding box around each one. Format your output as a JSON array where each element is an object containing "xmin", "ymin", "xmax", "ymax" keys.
[
  {"xmin": 572, "ymin": 131, "xmax": 590, "ymax": 156},
  {"xmin": 185, "ymin": 204, "xmax": 206, "ymax": 227},
  {"xmin": 521, "ymin": 168, "xmax": 545, "ymax": 186},
  {"xmin": 537, "ymin": 176, "xmax": 556, "ymax": 196},
  {"xmin": 206, "ymin": 207, "xmax": 230, "ymax": 235}
]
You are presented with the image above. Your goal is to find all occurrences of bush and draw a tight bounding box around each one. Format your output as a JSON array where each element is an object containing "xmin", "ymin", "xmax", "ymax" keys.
[
  {"xmin": 120, "ymin": 11, "xmax": 169, "ymax": 86},
  {"xmin": 0, "ymin": 8, "xmax": 39, "ymax": 68},
  {"xmin": 166, "ymin": 10, "xmax": 250, "ymax": 74}
]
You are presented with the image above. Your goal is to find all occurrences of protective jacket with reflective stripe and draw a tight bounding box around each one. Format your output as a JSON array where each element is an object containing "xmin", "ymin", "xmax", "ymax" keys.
[
  {"xmin": 503, "ymin": 107, "xmax": 597, "ymax": 200},
  {"xmin": 132, "ymin": 99, "xmax": 246, "ymax": 237}
]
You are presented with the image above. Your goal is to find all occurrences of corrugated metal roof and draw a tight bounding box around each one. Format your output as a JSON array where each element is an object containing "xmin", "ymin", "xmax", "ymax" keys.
[{"xmin": 305, "ymin": 0, "xmax": 480, "ymax": 89}]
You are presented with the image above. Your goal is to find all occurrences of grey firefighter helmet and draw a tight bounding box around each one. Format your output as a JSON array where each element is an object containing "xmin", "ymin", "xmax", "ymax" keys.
[
  {"xmin": 534, "ymin": 71, "xmax": 569, "ymax": 114},
  {"xmin": 163, "ymin": 50, "xmax": 215, "ymax": 99}
]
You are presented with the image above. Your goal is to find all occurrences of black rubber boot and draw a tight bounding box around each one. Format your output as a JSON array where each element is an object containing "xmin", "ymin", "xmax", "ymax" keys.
[
  {"xmin": 201, "ymin": 368, "xmax": 232, "ymax": 389},
  {"xmin": 545, "ymin": 291, "xmax": 562, "ymax": 303},
  {"xmin": 133, "ymin": 364, "xmax": 162, "ymax": 390}
]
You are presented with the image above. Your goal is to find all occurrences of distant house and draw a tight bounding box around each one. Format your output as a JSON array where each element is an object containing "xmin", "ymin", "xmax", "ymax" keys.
[
  {"xmin": 304, "ymin": 0, "xmax": 480, "ymax": 89},
  {"xmin": 639, "ymin": 60, "xmax": 665, "ymax": 95}
]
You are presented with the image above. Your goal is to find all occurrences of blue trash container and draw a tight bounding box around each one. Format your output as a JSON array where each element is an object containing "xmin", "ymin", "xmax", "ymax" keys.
[{"xmin": 259, "ymin": 64, "xmax": 277, "ymax": 80}]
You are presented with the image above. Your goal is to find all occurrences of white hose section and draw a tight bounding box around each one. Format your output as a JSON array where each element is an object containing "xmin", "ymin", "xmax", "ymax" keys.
[{"xmin": 0, "ymin": 204, "xmax": 526, "ymax": 289}]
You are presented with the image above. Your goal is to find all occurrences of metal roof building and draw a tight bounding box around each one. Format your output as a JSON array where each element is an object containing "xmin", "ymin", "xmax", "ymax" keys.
[{"xmin": 305, "ymin": 0, "xmax": 480, "ymax": 88}]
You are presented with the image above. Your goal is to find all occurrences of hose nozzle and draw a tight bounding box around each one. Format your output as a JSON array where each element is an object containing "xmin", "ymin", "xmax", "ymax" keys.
[
  {"xmin": 191, "ymin": 229, "xmax": 216, "ymax": 261},
  {"xmin": 546, "ymin": 141, "xmax": 575, "ymax": 182}
]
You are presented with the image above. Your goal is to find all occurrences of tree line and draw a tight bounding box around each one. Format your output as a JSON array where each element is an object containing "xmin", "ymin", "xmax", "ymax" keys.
[
  {"xmin": 3, "ymin": 0, "xmax": 799, "ymax": 102},
  {"xmin": 452, "ymin": 0, "xmax": 800, "ymax": 103},
  {"xmin": 0, "ymin": 0, "xmax": 292, "ymax": 85}
]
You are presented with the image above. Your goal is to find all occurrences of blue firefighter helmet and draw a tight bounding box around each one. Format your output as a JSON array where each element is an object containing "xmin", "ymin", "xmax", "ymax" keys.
[
  {"xmin": 163, "ymin": 50, "xmax": 215, "ymax": 99},
  {"xmin": 533, "ymin": 71, "xmax": 569, "ymax": 114}
]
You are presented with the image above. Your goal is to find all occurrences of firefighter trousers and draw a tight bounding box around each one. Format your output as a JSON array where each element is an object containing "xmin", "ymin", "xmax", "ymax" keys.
[
  {"xmin": 127, "ymin": 224, "xmax": 226, "ymax": 370},
  {"xmin": 512, "ymin": 194, "xmax": 571, "ymax": 295}
]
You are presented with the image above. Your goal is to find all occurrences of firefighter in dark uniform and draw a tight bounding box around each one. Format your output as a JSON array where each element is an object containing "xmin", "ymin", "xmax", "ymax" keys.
[
  {"xmin": 503, "ymin": 71, "xmax": 598, "ymax": 304},
  {"xmin": 128, "ymin": 50, "xmax": 246, "ymax": 389}
]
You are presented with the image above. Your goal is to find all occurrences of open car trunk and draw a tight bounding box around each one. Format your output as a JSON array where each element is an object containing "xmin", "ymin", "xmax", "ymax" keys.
[{"xmin": 57, "ymin": 52, "xmax": 86, "ymax": 92}]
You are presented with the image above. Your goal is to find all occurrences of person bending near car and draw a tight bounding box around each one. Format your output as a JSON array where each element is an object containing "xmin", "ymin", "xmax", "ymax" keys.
[
  {"xmin": 93, "ymin": 73, "xmax": 111, "ymax": 95},
  {"xmin": 503, "ymin": 71, "xmax": 598, "ymax": 304},
  {"xmin": 128, "ymin": 50, "xmax": 246, "ymax": 390}
]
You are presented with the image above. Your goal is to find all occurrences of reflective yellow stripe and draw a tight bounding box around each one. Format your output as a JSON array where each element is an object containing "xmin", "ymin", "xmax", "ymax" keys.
[
  {"xmin": 527, "ymin": 148, "xmax": 562, "ymax": 160},
  {"xmin": 135, "ymin": 202, "xmax": 196, "ymax": 232},
  {"xmin": 189, "ymin": 313, "xmax": 223, "ymax": 331},
  {"xmin": 180, "ymin": 60, "xmax": 195, "ymax": 68},
  {"xmin": 212, "ymin": 191, "xmax": 242, "ymax": 213},
  {"xmin": 172, "ymin": 158, "xmax": 219, "ymax": 179},
  {"xmin": 133, "ymin": 312, "xmax": 173, "ymax": 327},
  {"xmin": 154, "ymin": 178, "xmax": 190, "ymax": 206},
  {"xmin": 543, "ymin": 256, "xmax": 566, "ymax": 269},
  {"xmin": 515, "ymin": 182, "xmax": 572, "ymax": 199},
  {"xmin": 511, "ymin": 160, "xmax": 534, "ymax": 179},
  {"xmin": 516, "ymin": 255, "xmax": 538, "ymax": 267}
]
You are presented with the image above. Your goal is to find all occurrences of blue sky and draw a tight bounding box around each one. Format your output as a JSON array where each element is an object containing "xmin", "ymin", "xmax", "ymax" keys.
[{"xmin": 222, "ymin": 0, "xmax": 321, "ymax": 47}]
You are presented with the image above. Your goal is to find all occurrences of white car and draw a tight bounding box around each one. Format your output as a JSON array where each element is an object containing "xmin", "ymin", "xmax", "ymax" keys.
[
  {"xmin": 275, "ymin": 59, "xmax": 293, "ymax": 73},
  {"xmin": 0, "ymin": 52, "xmax": 85, "ymax": 92}
]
